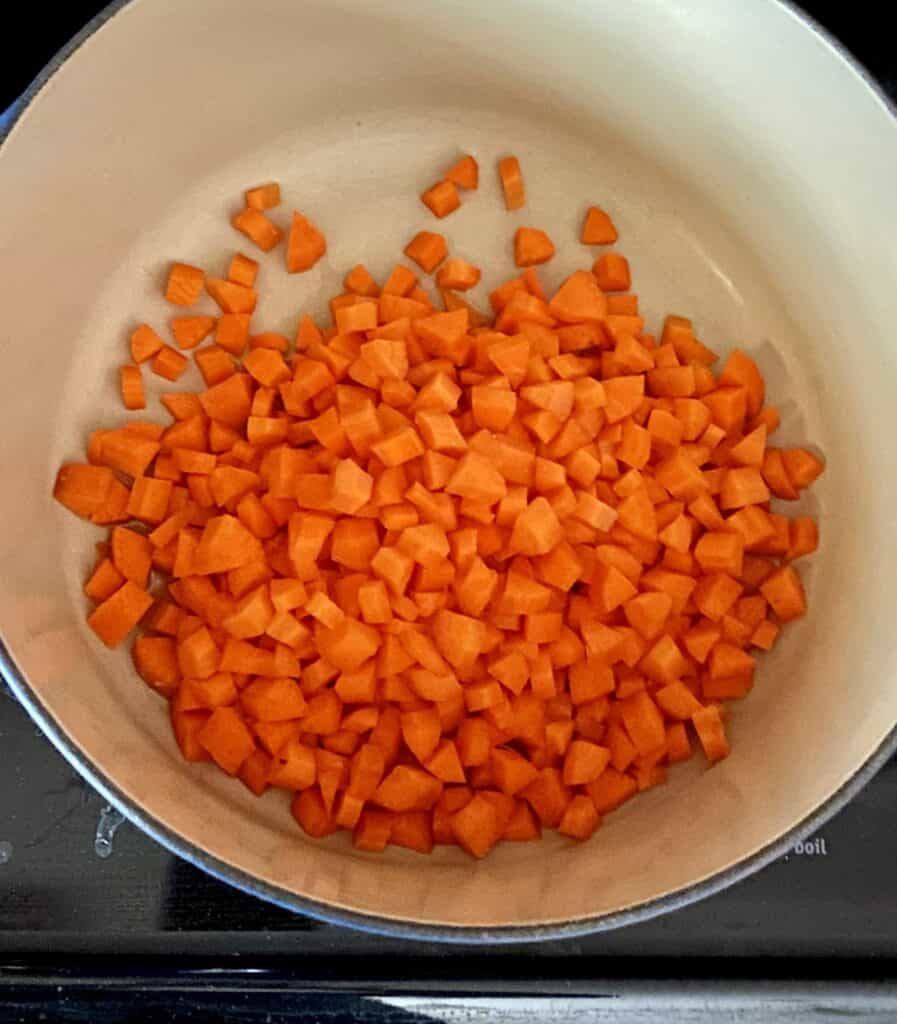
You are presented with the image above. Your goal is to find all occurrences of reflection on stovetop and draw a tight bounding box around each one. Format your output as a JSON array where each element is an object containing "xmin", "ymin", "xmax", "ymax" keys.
[{"xmin": 3, "ymin": 685, "xmax": 897, "ymax": 961}]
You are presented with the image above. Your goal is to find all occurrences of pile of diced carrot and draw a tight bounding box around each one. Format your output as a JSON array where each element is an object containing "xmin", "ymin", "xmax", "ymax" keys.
[{"xmin": 53, "ymin": 154, "xmax": 824, "ymax": 858}]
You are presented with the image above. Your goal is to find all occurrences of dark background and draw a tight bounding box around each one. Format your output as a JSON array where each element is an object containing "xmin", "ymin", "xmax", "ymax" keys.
[{"xmin": 0, "ymin": 1, "xmax": 894, "ymax": 113}]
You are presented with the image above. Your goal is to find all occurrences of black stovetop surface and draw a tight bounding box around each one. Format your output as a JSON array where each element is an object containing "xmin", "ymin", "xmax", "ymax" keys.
[
  {"xmin": 2, "ymin": 2, "xmax": 897, "ymax": 1017},
  {"xmin": 4, "ymin": 671, "xmax": 897, "ymax": 970}
]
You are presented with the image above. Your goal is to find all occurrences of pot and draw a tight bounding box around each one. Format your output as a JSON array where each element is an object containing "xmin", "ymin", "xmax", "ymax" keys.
[{"xmin": 1, "ymin": 0, "xmax": 896, "ymax": 942}]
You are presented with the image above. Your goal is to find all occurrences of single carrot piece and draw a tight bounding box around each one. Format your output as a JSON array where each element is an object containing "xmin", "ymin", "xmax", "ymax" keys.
[
  {"xmin": 84, "ymin": 557, "xmax": 125, "ymax": 603},
  {"xmin": 580, "ymin": 206, "xmax": 618, "ymax": 245},
  {"xmin": 228, "ymin": 253, "xmax": 259, "ymax": 287},
  {"xmin": 286, "ymin": 211, "xmax": 327, "ymax": 273},
  {"xmin": 498, "ymin": 156, "xmax": 525, "ymax": 210},
  {"xmin": 692, "ymin": 705, "xmax": 730, "ymax": 763},
  {"xmin": 199, "ymin": 706, "xmax": 256, "ymax": 775},
  {"xmin": 558, "ymin": 794, "xmax": 601, "ymax": 840},
  {"xmin": 119, "ymin": 365, "xmax": 145, "ymax": 410},
  {"xmin": 760, "ymin": 565, "xmax": 807, "ymax": 622},
  {"xmin": 232, "ymin": 207, "xmax": 283, "ymax": 252},
  {"xmin": 165, "ymin": 263, "xmax": 205, "ymax": 306},
  {"xmin": 244, "ymin": 182, "xmax": 280, "ymax": 210},
  {"xmin": 593, "ymin": 252, "xmax": 631, "ymax": 291},
  {"xmin": 87, "ymin": 580, "xmax": 154, "ymax": 647},
  {"xmin": 151, "ymin": 345, "xmax": 188, "ymax": 381},
  {"xmin": 172, "ymin": 315, "xmax": 216, "ymax": 350},
  {"xmin": 782, "ymin": 447, "xmax": 825, "ymax": 490},
  {"xmin": 514, "ymin": 228, "xmax": 555, "ymax": 267},
  {"xmin": 436, "ymin": 259, "xmax": 481, "ymax": 291},
  {"xmin": 421, "ymin": 180, "xmax": 461, "ymax": 219},
  {"xmin": 130, "ymin": 324, "xmax": 165, "ymax": 363},
  {"xmin": 444, "ymin": 154, "xmax": 479, "ymax": 190},
  {"xmin": 404, "ymin": 231, "xmax": 448, "ymax": 273}
]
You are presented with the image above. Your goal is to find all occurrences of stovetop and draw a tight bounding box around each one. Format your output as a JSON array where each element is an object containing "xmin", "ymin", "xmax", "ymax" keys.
[
  {"xmin": 2, "ymin": 2, "xmax": 897, "ymax": 1019},
  {"xmin": 5, "ymin": 648, "xmax": 897, "ymax": 985}
]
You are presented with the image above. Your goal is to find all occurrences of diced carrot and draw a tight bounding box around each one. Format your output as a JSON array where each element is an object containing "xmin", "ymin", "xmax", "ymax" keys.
[
  {"xmin": 165, "ymin": 263, "xmax": 205, "ymax": 307},
  {"xmin": 719, "ymin": 467, "xmax": 771, "ymax": 510},
  {"xmin": 152, "ymin": 345, "xmax": 189, "ymax": 381},
  {"xmin": 619, "ymin": 691, "xmax": 665, "ymax": 755},
  {"xmin": 782, "ymin": 447, "xmax": 825, "ymax": 490},
  {"xmin": 110, "ymin": 526, "xmax": 152, "ymax": 588},
  {"xmin": 293, "ymin": 789, "xmax": 337, "ymax": 839},
  {"xmin": 695, "ymin": 530, "xmax": 744, "ymax": 577},
  {"xmin": 232, "ymin": 207, "xmax": 282, "ymax": 252},
  {"xmin": 171, "ymin": 315, "xmax": 215, "ymax": 350},
  {"xmin": 282, "ymin": 210, "xmax": 327, "ymax": 273},
  {"xmin": 373, "ymin": 765, "xmax": 442, "ymax": 813},
  {"xmin": 421, "ymin": 180, "xmax": 460, "ymax": 218},
  {"xmin": 84, "ymin": 556, "xmax": 125, "ymax": 604},
  {"xmin": 585, "ymin": 768, "xmax": 637, "ymax": 814},
  {"xmin": 245, "ymin": 182, "xmax": 280, "ymax": 210},
  {"xmin": 521, "ymin": 767, "xmax": 570, "ymax": 828},
  {"xmin": 133, "ymin": 635, "xmax": 181, "ymax": 696},
  {"xmin": 692, "ymin": 705, "xmax": 730, "ymax": 763},
  {"xmin": 87, "ymin": 581, "xmax": 154, "ymax": 647},
  {"xmin": 593, "ymin": 251, "xmax": 631, "ymax": 292},
  {"xmin": 498, "ymin": 156, "xmax": 525, "ymax": 210},
  {"xmin": 787, "ymin": 516, "xmax": 819, "ymax": 561},
  {"xmin": 718, "ymin": 350, "xmax": 764, "ymax": 416},
  {"xmin": 130, "ymin": 324, "xmax": 165, "ymax": 363},
  {"xmin": 228, "ymin": 253, "xmax": 259, "ymax": 287},
  {"xmin": 580, "ymin": 206, "xmax": 618, "ymax": 245},
  {"xmin": 563, "ymin": 740, "xmax": 611, "ymax": 786},
  {"xmin": 558, "ymin": 794, "xmax": 601, "ymax": 840},
  {"xmin": 404, "ymin": 231, "xmax": 448, "ymax": 273},
  {"xmin": 514, "ymin": 227, "xmax": 555, "ymax": 267},
  {"xmin": 760, "ymin": 565, "xmax": 808, "ymax": 622},
  {"xmin": 436, "ymin": 258, "xmax": 481, "ymax": 292},
  {"xmin": 54, "ymin": 463, "xmax": 116, "ymax": 519},
  {"xmin": 195, "ymin": 345, "xmax": 236, "ymax": 387},
  {"xmin": 444, "ymin": 154, "xmax": 479, "ymax": 190}
]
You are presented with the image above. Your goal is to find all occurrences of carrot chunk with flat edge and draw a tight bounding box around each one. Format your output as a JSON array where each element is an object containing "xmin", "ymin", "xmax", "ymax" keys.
[
  {"xmin": 421, "ymin": 180, "xmax": 460, "ymax": 218},
  {"xmin": 404, "ymin": 232, "xmax": 448, "ymax": 273},
  {"xmin": 130, "ymin": 324, "xmax": 164, "ymax": 363},
  {"xmin": 151, "ymin": 345, "xmax": 188, "ymax": 381},
  {"xmin": 85, "ymin": 557, "xmax": 125, "ymax": 603},
  {"xmin": 498, "ymin": 156, "xmax": 525, "ymax": 210},
  {"xmin": 437, "ymin": 259, "xmax": 481, "ymax": 291},
  {"xmin": 293, "ymin": 790, "xmax": 337, "ymax": 838},
  {"xmin": 286, "ymin": 211, "xmax": 327, "ymax": 272},
  {"xmin": 593, "ymin": 252, "xmax": 631, "ymax": 291},
  {"xmin": 444, "ymin": 154, "xmax": 479, "ymax": 190},
  {"xmin": 172, "ymin": 315, "xmax": 216, "ymax": 350},
  {"xmin": 782, "ymin": 447, "xmax": 825, "ymax": 489},
  {"xmin": 450, "ymin": 793, "xmax": 502, "ymax": 858},
  {"xmin": 514, "ymin": 228, "xmax": 555, "ymax": 267},
  {"xmin": 581, "ymin": 206, "xmax": 618, "ymax": 245},
  {"xmin": 586, "ymin": 768, "xmax": 637, "ymax": 814},
  {"xmin": 692, "ymin": 705, "xmax": 730, "ymax": 763},
  {"xmin": 165, "ymin": 263, "xmax": 205, "ymax": 306},
  {"xmin": 228, "ymin": 253, "xmax": 259, "ymax": 287},
  {"xmin": 559, "ymin": 794, "xmax": 601, "ymax": 840},
  {"xmin": 232, "ymin": 207, "xmax": 282, "ymax": 252},
  {"xmin": 760, "ymin": 565, "xmax": 808, "ymax": 622},
  {"xmin": 87, "ymin": 580, "xmax": 154, "ymax": 647},
  {"xmin": 54, "ymin": 464, "xmax": 115, "ymax": 519},
  {"xmin": 245, "ymin": 182, "xmax": 280, "ymax": 210}
]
